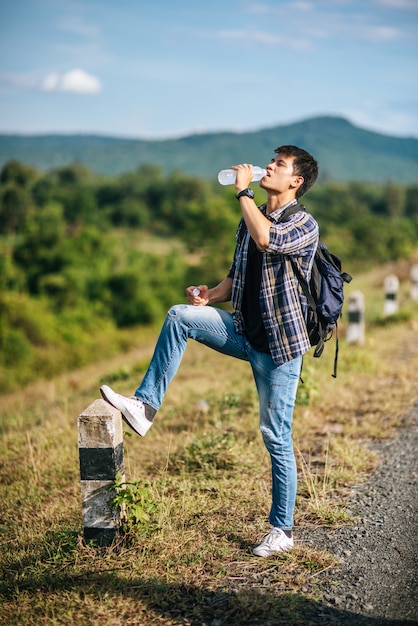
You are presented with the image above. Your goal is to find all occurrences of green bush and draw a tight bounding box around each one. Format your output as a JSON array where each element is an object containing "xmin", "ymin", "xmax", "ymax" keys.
[{"xmin": 0, "ymin": 328, "xmax": 33, "ymax": 367}]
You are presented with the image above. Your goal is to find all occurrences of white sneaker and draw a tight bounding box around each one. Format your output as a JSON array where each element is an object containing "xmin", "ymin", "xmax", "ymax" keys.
[
  {"xmin": 100, "ymin": 385, "xmax": 153, "ymax": 437},
  {"xmin": 253, "ymin": 528, "xmax": 294, "ymax": 557}
]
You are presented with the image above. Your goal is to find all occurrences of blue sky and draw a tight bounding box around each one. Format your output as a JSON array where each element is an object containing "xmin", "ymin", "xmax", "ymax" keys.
[{"xmin": 1, "ymin": 0, "xmax": 417, "ymax": 139}]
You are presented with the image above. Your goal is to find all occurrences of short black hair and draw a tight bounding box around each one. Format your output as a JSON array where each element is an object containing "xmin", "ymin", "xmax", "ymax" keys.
[{"xmin": 274, "ymin": 145, "xmax": 318, "ymax": 198}]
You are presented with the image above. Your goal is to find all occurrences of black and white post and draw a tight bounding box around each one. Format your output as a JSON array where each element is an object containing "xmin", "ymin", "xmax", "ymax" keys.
[
  {"xmin": 411, "ymin": 264, "xmax": 418, "ymax": 302},
  {"xmin": 383, "ymin": 274, "xmax": 399, "ymax": 317},
  {"xmin": 346, "ymin": 291, "xmax": 365, "ymax": 345},
  {"xmin": 78, "ymin": 398, "xmax": 125, "ymax": 545}
]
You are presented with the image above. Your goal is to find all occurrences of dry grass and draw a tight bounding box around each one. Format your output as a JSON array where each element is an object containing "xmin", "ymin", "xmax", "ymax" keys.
[{"xmin": 1, "ymin": 260, "xmax": 417, "ymax": 625}]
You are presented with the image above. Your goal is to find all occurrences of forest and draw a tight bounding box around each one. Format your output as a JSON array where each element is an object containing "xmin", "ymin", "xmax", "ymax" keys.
[{"xmin": 1, "ymin": 158, "xmax": 417, "ymax": 392}]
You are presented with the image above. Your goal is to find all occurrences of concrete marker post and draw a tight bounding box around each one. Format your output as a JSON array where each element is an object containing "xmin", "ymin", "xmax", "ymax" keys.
[
  {"xmin": 346, "ymin": 291, "xmax": 365, "ymax": 345},
  {"xmin": 78, "ymin": 398, "xmax": 125, "ymax": 546},
  {"xmin": 383, "ymin": 274, "xmax": 399, "ymax": 317},
  {"xmin": 410, "ymin": 264, "xmax": 418, "ymax": 302}
]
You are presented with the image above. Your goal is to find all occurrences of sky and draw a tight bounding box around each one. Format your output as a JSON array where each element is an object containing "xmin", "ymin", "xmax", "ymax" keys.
[{"xmin": 1, "ymin": 0, "xmax": 417, "ymax": 140}]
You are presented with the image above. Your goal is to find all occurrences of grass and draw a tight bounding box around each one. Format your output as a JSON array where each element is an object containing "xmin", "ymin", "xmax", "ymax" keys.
[{"xmin": 0, "ymin": 259, "xmax": 417, "ymax": 625}]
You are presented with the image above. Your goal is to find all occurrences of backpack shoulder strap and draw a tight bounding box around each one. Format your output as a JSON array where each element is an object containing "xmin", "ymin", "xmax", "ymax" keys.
[
  {"xmin": 278, "ymin": 203, "xmax": 328, "ymax": 357},
  {"xmin": 290, "ymin": 257, "xmax": 316, "ymax": 310},
  {"xmin": 277, "ymin": 204, "xmax": 316, "ymax": 308},
  {"xmin": 277, "ymin": 202, "xmax": 306, "ymax": 223}
]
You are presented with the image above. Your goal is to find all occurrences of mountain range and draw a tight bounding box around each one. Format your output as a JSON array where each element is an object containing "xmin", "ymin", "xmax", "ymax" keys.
[{"xmin": 1, "ymin": 116, "xmax": 417, "ymax": 183}]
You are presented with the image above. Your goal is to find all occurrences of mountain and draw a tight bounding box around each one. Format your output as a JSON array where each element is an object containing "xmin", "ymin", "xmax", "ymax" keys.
[{"xmin": 0, "ymin": 116, "xmax": 417, "ymax": 183}]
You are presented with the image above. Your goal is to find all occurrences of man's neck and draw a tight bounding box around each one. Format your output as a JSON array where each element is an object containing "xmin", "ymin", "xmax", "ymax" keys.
[{"xmin": 266, "ymin": 192, "xmax": 298, "ymax": 215}]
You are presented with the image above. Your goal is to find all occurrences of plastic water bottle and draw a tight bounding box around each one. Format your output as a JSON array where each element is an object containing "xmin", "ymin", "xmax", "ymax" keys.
[{"xmin": 217, "ymin": 166, "xmax": 266, "ymax": 185}]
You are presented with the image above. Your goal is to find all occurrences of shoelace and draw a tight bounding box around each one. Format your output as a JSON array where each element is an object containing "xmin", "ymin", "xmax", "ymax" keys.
[{"xmin": 263, "ymin": 529, "xmax": 283, "ymax": 545}]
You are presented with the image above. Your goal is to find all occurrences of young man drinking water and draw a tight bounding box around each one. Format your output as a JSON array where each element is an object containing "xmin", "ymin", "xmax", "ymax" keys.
[{"xmin": 101, "ymin": 145, "xmax": 319, "ymax": 556}]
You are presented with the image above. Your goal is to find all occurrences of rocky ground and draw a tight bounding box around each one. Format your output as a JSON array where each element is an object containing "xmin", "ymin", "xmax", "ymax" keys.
[{"xmin": 299, "ymin": 404, "xmax": 418, "ymax": 625}]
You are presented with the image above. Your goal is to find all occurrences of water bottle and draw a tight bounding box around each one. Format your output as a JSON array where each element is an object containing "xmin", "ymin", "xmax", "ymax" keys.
[{"xmin": 217, "ymin": 166, "xmax": 267, "ymax": 185}]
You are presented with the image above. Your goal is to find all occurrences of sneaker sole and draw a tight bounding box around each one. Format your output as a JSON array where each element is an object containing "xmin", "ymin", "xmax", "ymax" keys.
[
  {"xmin": 253, "ymin": 540, "xmax": 294, "ymax": 557},
  {"xmin": 100, "ymin": 385, "xmax": 151, "ymax": 437},
  {"xmin": 253, "ymin": 546, "xmax": 293, "ymax": 556}
]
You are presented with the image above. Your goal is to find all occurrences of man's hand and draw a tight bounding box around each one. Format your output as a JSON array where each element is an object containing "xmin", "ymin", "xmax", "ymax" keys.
[
  {"xmin": 232, "ymin": 164, "xmax": 254, "ymax": 193},
  {"xmin": 186, "ymin": 278, "xmax": 233, "ymax": 306},
  {"xmin": 186, "ymin": 285, "xmax": 209, "ymax": 305},
  {"xmin": 231, "ymin": 164, "xmax": 271, "ymax": 250}
]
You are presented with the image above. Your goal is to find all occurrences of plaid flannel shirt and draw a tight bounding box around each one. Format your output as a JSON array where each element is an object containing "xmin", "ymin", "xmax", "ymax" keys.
[{"xmin": 227, "ymin": 200, "xmax": 319, "ymax": 366}]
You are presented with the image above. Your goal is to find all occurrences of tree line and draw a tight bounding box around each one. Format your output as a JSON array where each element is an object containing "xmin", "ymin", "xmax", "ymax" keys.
[{"xmin": 1, "ymin": 159, "xmax": 417, "ymax": 391}]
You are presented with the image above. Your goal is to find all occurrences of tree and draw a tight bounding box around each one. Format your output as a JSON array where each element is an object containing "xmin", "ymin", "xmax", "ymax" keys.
[
  {"xmin": 0, "ymin": 159, "xmax": 38, "ymax": 187},
  {"xmin": 382, "ymin": 182, "xmax": 405, "ymax": 218},
  {"xmin": 53, "ymin": 162, "xmax": 92, "ymax": 186},
  {"xmin": 0, "ymin": 184, "xmax": 33, "ymax": 234},
  {"xmin": 404, "ymin": 185, "xmax": 418, "ymax": 218},
  {"xmin": 62, "ymin": 186, "xmax": 98, "ymax": 225},
  {"xmin": 13, "ymin": 202, "xmax": 68, "ymax": 293}
]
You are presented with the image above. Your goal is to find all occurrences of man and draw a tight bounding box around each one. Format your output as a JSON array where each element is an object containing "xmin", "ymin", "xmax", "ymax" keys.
[{"xmin": 100, "ymin": 145, "xmax": 319, "ymax": 557}]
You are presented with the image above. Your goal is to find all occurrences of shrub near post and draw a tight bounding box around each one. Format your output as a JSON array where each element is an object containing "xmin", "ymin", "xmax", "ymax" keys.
[{"xmin": 78, "ymin": 399, "xmax": 125, "ymax": 545}]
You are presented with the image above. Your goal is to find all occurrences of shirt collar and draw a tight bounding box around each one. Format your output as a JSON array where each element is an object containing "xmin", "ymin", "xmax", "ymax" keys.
[{"xmin": 268, "ymin": 199, "xmax": 298, "ymax": 221}]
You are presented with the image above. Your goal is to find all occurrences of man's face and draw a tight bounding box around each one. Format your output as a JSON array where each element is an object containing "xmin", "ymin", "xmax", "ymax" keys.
[{"xmin": 260, "ymin": 153, "xmax": 302, "ymax": 194}]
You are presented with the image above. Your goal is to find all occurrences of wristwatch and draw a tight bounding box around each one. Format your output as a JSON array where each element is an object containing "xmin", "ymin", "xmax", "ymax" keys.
[{"xmin": 236, "ymin": 188, "xmax": 255, "ymax": 200}]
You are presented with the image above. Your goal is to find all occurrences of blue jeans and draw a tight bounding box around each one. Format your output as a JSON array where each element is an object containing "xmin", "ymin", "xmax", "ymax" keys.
[{"xmin": 135, "ymin": 304, "xmax": 302, "ymax": 530}]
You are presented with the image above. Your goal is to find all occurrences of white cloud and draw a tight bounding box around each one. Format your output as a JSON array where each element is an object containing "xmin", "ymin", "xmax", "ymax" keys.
[
  {"xmin": 40, "ymin": 69, "xmax": 102, "ymax": 94},
  {"xmin": 41, "ymin": 73, "xmax": 60, "ymax": 91}
]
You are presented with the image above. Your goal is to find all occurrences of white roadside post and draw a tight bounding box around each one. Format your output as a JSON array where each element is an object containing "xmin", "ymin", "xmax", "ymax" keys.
[
  {"xmin": 346, "ymin": 291, "xmax": 365, "ymax": 345},
  {"xmin": 410, "ymin": 264, "xmax": 418, "ymax": 302},
  {"xmin": 383, "ymin": 275, "xmax": 399, "ymax": 317},
  {"xmin": 78, "ymin": 398, "xmax": 125, "ymax": 545}
]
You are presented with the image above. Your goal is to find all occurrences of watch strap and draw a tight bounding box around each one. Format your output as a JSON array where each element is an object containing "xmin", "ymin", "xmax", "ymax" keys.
[{"xmin": 236, "ymin": 188, "xmax": 255, "ymax": 200}]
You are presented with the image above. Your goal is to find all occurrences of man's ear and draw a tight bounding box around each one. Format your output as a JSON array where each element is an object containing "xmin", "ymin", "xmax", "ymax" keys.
[{"xmin": 291, "ymin": 176, "xmax": 304, "ymax": 191}]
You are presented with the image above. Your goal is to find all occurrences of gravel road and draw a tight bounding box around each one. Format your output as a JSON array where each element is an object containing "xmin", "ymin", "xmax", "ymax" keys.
[{"xmin": 299, "ymin": 405, "xmax": 418, "ymax": 625}]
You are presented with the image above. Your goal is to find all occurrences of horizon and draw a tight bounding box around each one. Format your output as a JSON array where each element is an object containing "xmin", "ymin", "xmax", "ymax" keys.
[{"xmin": 0, "ymin": 115, "xmax": 417, "ymax": 142}]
